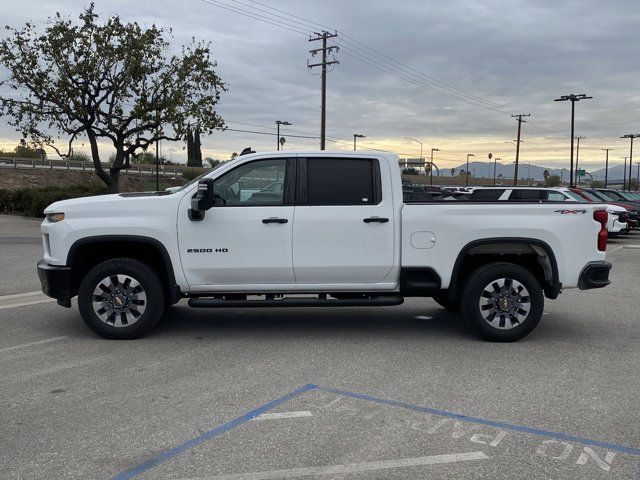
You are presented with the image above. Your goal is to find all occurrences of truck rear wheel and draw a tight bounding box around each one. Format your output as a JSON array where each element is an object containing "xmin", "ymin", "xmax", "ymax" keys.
[
  {"xmin": 461, "ymin": 262, "xmax": 544, "ymax": 342},
  {"xmin": 78, "ymin": 258, "xmax": 165, "ymax": 339}
]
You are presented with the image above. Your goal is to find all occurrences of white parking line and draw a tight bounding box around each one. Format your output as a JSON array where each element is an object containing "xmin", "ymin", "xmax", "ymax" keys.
[
  {"xmin": 0, "ymin": 290, "xmax": 44, "ymax": 300},
  {"xmin": 253, "ymin": 411, "xmax": 313, "ymax": 421},
  {"xmin": 607, "ymin": 246, "xmax": 624, "ymax": 254},
  {"xmin": 188, "ymin": 452, "xmax": 489, "ymax": 479},
  {"xmin": 0, "ymin": 291, "xmax": 56, "ymax": 310},
  {"xmin": 0, "ymin": 336, "xmax": 67, "ymax": 354},
  {"xmin": 624, "ymin": 244, "xmax": 640, "ymax": 249}
]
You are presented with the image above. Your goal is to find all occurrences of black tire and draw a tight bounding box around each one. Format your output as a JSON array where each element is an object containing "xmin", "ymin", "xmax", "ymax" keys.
[
  {"xmin": 432, "ymin": 294, "xmax": 460, "ymax": 312},
  {"xmin": 461, "ymin": 262, "xmax": 544, "ymax": 342},
  {"xmin": 78, "ymin": 258, "xmax": 165, "ymax": 339}
]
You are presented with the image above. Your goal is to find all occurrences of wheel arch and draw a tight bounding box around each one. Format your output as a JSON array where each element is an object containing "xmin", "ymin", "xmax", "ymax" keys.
[
  {"xmin": 66, "ymin": 235, "xmax": 181, "ymax": 303},
  {"xmin": 448, "ymin": 237, "xmax": 561, "ymax": 300}
]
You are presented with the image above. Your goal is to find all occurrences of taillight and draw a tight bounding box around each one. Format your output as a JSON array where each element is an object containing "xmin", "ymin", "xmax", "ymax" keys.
[{"xmin": 593, "ymin": 209, "xmax": 608, "ymax": 252}]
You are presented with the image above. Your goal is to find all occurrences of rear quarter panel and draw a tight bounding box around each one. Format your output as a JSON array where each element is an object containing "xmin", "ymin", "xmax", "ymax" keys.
[{"xmin": 401, "ymin": 203, "xmax": 607, "ymax": 289}]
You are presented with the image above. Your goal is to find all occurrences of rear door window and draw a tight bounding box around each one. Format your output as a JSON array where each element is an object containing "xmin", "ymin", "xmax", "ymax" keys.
[{"xmin": 302, "ymin": 158, "xmax": 380, "ymax": 205}]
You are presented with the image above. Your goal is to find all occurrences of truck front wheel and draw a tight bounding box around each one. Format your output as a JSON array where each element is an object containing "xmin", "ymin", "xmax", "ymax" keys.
[
  {"xmin": 78, "ymin": 258, "xmax": 165, "ymax": 339},
  {"xmin": 461, "ymin": 262, "xmax": 544, "ymax": 342}
]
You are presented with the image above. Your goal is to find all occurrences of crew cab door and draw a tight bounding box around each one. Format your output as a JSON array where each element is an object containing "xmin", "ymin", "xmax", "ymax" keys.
[
  {"xmin": 292, "ymin": 156, "xmax": 395, "ymax": 284},
  {"xmin": 177, "ymin": 158, "xmax": 295, "ymax": 288}
]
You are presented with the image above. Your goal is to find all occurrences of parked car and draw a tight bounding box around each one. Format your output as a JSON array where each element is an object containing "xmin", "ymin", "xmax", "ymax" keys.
[
  {"xmin": 470, "ymin": 187, "xmax": 628, "ymax": 234},
  {"xmin": 38, "ymin": 151, "xmax": 611, "ymax": 342},
  {"xmin": 570, "ymin": 188, "xmax": 638, "ymax": 232}
]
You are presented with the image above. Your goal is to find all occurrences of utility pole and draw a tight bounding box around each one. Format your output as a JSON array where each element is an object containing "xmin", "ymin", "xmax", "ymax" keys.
[
  {"xmin": 622, "ymin": 157, "xmax": 628, "ymax": 190},
  {"xmin": 466, "ymin": 153, "xmax": 474, "ymax": 187},
  {"xmin": 404, "ymin": 137, "xmax": 423, "ymax": 173},
  {"xmin": 512, "ymin": 114, "xmax": 530, "ymax": 186},
  {"xmin": 554, "ymin": 94, "xmax": 593, "ymax": 187},
  {"xmin": 574, "ymin": 136, "xmax": 585, "ymax": 184},
  {"xmin": 620, "ymin": 134, "xmax": 640, "ymax": 191},
  {"xmin": 430, "ymin": 148, "xmax": 440, "ymax": 186},
  {"xmin": 494, "ymin": 157, "xmax": 500, "ymax": 186},
  {"xmin": 353, "ymin": 133, "xmax": 365, "ymax": 151},
  {"xmin": 155, "ymin": 127, "xmax": 159, "ymax": 191},
  {"xmin": 308, "ymin": 31, "xmax": 339, "ymax": 150},
  {"xmin": 275, "ymin": 120, "xmax": 292, "ymax": 151},
  {"xmin": 602, "ymin": 148, "xmax": 613, "ymax": 188}
]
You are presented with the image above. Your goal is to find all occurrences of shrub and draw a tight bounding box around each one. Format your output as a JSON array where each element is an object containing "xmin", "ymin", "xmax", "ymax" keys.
[
  {"xmin": 182, "ymin": 167, "xmax": 205, "ymax": 181},
  {"xmin": 0, "ymin": 184, "xmax": 106, "ymax": 217}
]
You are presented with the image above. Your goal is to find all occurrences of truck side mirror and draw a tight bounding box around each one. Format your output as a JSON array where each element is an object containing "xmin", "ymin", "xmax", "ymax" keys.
[{"xmin": 188, "ymin": 178, "xmax": 215, "ymax": 221}]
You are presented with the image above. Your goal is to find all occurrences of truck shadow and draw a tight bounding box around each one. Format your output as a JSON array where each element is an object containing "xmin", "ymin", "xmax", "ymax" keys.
[{"xmin": 156, "ymin": 303, "xmax": 471, "ymax": 341}]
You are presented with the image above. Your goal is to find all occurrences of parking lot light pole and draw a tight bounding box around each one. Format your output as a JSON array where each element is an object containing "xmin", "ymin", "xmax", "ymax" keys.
[
  {"xmin": 622, "ymin": 157, "xmax": 628, "ymax": 190},
  {"xmin": 353, "ymin": 133, "xmax": 365, "ymax": 151},
  {"xmin": 602, "ymin": 148, "xmax": 613, "ymax": 188},
  {"xmin": 430, "ymin": 148, "xmax": 440, "ymax": 185},
  {"xmin": 404, "ymin": 137, "xmax": 423, "ymax": 173},
  {"xmin": 620, "ymin": 134, "xmax": 640, "ymax": 191},
  {"xmin": 554, "ymin": 94, "xmax": 593, "ymax": 187},
  {"xmin": 493, "ymin": 157, "xmax": 500, "ymax": 186},
  {"xmin": 276, "ymin": 121, "xmax": 292, "ymax": 151},
  {"xmin": 466, "ymin": 153, "xmax": 474, "ymax": 187}
]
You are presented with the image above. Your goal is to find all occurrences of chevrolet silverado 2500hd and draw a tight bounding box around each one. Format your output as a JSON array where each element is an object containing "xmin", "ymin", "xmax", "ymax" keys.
[{"xmin": 37, "ymin": 151, "xmax": 612, "ymax": 341}]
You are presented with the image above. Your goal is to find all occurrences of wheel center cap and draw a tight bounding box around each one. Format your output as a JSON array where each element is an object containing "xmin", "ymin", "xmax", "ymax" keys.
[
  {"xmin": 112, "ymin": 295, "xmax": 126, "ymax": 308},
  {"xmin": 499, "ymin": 298, "xmax": 512, "ymax": 311}
]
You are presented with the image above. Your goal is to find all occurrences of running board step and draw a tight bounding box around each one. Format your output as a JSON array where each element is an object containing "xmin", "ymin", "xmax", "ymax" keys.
[{"xmin": 188, "ymin": 296, "xmax": 404, "ymax": 308}]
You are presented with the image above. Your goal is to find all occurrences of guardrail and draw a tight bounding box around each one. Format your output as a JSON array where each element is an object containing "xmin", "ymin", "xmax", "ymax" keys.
[{"xmin": 0, "ymin": 157, "xmax": 183, "ymax": 176}]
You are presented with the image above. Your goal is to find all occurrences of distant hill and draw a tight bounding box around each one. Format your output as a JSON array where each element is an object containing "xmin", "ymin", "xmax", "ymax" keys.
[
  {"xmin": 448, "ymin": 161, "xmax": 570, "ymax": 182},
  {"xmin": 446, "ymin": 161, "xmax": 637, "ymax": 183}
]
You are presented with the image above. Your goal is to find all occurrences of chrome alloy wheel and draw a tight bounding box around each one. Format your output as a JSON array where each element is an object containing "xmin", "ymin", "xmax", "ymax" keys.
[
  {"xmin": 478, "ymin": 278, "xmax": 530, "ymax": 330},
  {"xmin": 92, "ymin": 274, "xmax": 147, "ymax": 327}
]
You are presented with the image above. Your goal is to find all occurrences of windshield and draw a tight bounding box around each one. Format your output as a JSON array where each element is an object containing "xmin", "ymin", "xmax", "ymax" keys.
[
  {"xmin": 565, "ymin": 191, "xmax": 587, "ymax": 201},
  {"xmin": 592, "ymin": 190, "xmax": 618, "ymax": 201},
  {"xmin": 572, "ymin": 190, "xmax": 600, "ymax": 201},
  {"xmin": 618, "ymin": 191, "xmax": 639, "ymax": 201}
]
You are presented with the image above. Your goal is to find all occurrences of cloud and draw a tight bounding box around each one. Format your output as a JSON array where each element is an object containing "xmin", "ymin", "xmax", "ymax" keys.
[{"xmin": 1, "ymin": 0, "xmax": 639, "ymax": 170}]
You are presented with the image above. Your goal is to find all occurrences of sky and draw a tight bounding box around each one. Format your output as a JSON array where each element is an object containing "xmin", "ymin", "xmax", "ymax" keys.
[{"xmin": 1, "ymin": 0, "xmax": 640, "ymax": 172}]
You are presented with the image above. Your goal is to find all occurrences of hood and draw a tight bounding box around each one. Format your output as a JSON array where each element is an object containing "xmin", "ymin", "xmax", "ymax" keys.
[{"xmin": 44, "ymin": 191, "xmax": 183, "ymax": 218}]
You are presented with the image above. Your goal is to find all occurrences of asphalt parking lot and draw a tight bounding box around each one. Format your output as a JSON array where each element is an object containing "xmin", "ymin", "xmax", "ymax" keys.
[{"xmin": 1, "ymin": 214, "xmax": 639, "ymax": 479}]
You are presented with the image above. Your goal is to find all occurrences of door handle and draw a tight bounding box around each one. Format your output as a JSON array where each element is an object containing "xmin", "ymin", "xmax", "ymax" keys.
[
  {"xmin": 262, "ymin": 217, "xmax": 288, "ymax": 224},
  {"xmin": 363, "ymin": 217, "xmax": 389, "ymax": 223}
]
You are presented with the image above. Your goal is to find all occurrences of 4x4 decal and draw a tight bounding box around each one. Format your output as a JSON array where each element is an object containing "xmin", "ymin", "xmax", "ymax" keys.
[{"xmin": 554, "ymin": 209, "xmax": 588, "ymax": 215}]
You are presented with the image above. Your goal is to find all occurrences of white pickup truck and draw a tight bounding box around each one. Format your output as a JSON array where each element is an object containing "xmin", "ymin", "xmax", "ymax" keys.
[{"xmin": 38, "ymin": 151, "xmax": 612, "ymax": 341}]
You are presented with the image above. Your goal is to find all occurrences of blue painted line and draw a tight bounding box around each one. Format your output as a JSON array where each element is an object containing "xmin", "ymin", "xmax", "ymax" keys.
[
  {"xmin": 316, "ymin": 385, "xmax": 640, "ymax": 457},
  {"xmin": 112, "ymin": 383, "xmax": 318, "ymax": 480}
]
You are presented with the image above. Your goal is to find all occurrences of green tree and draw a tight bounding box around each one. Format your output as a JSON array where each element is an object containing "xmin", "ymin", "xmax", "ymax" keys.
[
  {"xmin": 0, "ymin": 4, "xmax": 226, "ymax": 192},
  {"xmin": 546, "ymin": 174, "xmax": 561, "ymax": 187},
  {"xmin": 590, "ymin": 180, "xmax": 605, "ymax": 188},
  {"xmin": 402, "ymin": 167, "xmax": 419, "ymax": 175},
  {"xmin": 0, "ymin": 142, "xmax": 44, "ymax": 158},
  {"xmin": 543, "ymin": 169, "xmax": 550, "ymax": 183},
  {"xmin": 205, "ymin": 157, "xmax": 222, "ymax": 169}
]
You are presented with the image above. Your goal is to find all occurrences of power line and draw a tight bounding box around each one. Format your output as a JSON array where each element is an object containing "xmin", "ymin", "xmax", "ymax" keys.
[{"xmin": 197, "ymin": 0, "xmax": 551, "ymax": 125}]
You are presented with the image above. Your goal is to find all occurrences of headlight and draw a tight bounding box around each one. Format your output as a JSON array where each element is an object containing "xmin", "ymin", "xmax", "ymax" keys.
[{"xmin": 46, "ymin": 212, "xmax": 65, "ymax": 223}]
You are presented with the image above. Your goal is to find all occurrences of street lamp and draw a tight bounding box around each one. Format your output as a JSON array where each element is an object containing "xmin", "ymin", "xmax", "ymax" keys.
[
  {"xmin": 602, "ymin": 148, "xmax": 613, "ymax": 188},
  {"xmin": 466, "ymin": 153, "xmax": 474, "ymax": 187},
  {"xmin": 554, "ymin": 93, "xmax": 593, "ymax": 187},
  {"xmin": 404, "ymin": 137, "xmax": 423, "ymax": 173},
  {"xmin": 275, "ymin": 120, "xmax": 292, "ymax": 151},
  {"xmin": 430, "ymin": 148, "xmax": 440, "ymax": 185},
  {"xmin": 493, "ymin": 157, "xmax": 501, "ymax": 186},
  {"xmin": 620, "ymin": 134, "xmax": 640, "ymax": 191},
  {"xmin": 353, "ymin": 133, "xmax": 366, "ymax": 151}
]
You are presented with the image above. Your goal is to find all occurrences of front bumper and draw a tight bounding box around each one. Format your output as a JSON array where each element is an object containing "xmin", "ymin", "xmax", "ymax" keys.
[
  {"xmin": 578, "ymin": 261, "xmax": 612, "ymax": 290},
  {"xmin": 37, "ymin": 259, "xmax": 72, "ymax": 307}
]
